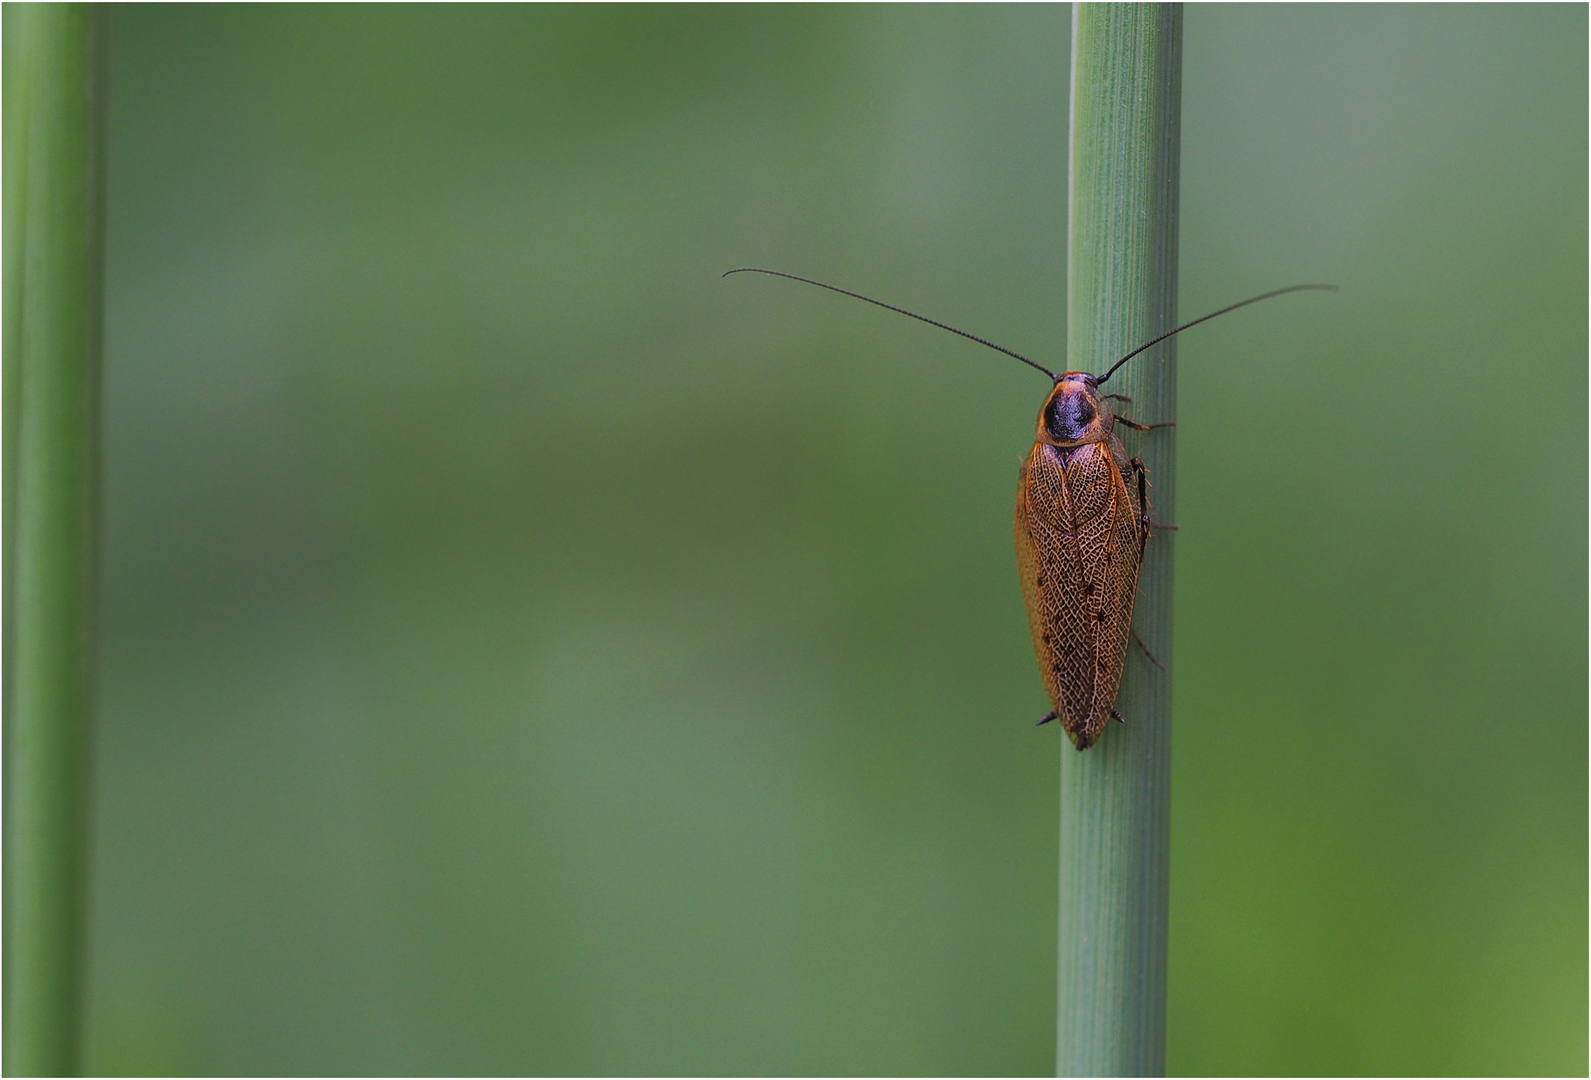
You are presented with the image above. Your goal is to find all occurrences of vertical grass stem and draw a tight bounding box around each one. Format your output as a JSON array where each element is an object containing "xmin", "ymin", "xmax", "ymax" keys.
[
  {"xmin": 1057, "ymin": 5, "xmax": 1181, "ymax": 1076},
  {"xmin": 3, "ymin": 5, "xmax": 105, "ymax": 1074}
]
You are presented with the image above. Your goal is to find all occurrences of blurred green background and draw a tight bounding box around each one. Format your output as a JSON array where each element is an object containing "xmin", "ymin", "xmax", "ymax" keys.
[{"xmin": 85, "ymin": 5, "xmax": 1584, "ymax": 1075}]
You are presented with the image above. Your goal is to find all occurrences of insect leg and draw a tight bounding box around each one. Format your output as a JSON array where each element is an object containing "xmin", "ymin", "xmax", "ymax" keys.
[
  {"xmin": 1131, "ymin": 629, "xmax": 1166, "ymax": 672},
  {"xmin": 1036, "ymin": 710, "xmax": 1058, "ymax": 727},
  {"xmin": 1110, "ymin": 708, "xmax": 1127, "ymax": 724},
  {"xmin": 1130, "ymin": 457, "xmax": 1153, "ymax": 550},
  {"xmin": 1103, "ymin": 393, "xmax": 1132, "ymax": 404},
  {"xmin": 1114, "ymin": 416, "xmax": 1175, "ymax": 432},
  {"xmin": 1127, "ymin": 457, "xmax": 1179, "ymax": 533}
]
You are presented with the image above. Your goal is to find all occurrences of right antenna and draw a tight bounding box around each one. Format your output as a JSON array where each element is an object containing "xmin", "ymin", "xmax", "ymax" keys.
[{"xmin": 1095, "ymin": 283, "xmax": 1337, "ymax": 385}]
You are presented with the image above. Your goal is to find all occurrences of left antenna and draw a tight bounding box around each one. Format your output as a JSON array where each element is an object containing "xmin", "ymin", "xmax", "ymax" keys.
[{"xmin": 725, "ymin": 268, "xmax": 1056, "ymax": 380}]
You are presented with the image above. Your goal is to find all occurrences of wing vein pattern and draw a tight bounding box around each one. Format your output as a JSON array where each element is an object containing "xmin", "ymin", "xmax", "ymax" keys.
[{"xmin": 1015, "ymin": 433, "xmax": 1144, "ymax": 748}]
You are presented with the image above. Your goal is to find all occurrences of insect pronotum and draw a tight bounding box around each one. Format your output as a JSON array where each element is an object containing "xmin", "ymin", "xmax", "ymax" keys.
[{"xmin": 726, "ymin": 268, "xmax": 1334, "ymax": 749}]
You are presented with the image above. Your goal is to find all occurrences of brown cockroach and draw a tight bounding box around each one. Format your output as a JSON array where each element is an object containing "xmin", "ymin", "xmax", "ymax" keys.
[{"xmin": 726, "ymin": 268, "xmax": 1333, "ymax": 749}]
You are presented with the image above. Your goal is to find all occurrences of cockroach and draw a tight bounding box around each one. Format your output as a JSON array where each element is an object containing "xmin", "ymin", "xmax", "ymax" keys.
[{"xmin": 725, "ymin": 268, "xmax": 1333, "ymax": 749}]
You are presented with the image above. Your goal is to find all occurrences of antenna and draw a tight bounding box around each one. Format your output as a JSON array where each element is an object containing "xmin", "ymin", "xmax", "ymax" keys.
[
  {"xmin": 724, "ymin": 268, "xmax": 1056, "ymax": 380},
  {"xmin": 1095, "ymin": 284, "xmax": 1337, "ymax": 386}
]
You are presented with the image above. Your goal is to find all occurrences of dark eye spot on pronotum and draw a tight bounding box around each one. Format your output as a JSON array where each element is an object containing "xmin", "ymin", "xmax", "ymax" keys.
[{"xmin": 1045, "ymin": 390, "xmax": 1097, "ymax": 441}]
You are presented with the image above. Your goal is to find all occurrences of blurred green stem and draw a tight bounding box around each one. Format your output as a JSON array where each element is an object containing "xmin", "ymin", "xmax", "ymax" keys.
[
  {"xmin": 1057, "ymin": 4, "xmax": 1180, "ymax": 1076},
  {"xmin": 3, "ymin": 4, "xmax": 105, "ymax": 1075}
]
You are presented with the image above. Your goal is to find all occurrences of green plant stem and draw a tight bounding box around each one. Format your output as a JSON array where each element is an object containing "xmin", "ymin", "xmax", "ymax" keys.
[
  {"xmin": 1057, "ymin": 4, "xmax": 1181, "ymax": 1076},
  {"xmin": 3, "ymin": 5, "xmax": 105, "ymax": 1075}
]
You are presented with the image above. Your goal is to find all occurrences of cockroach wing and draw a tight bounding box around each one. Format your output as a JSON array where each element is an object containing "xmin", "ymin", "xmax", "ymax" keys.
[{"xmin": 1015, "ymin": 434, "xmax": 1145, "ymax": 748}]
